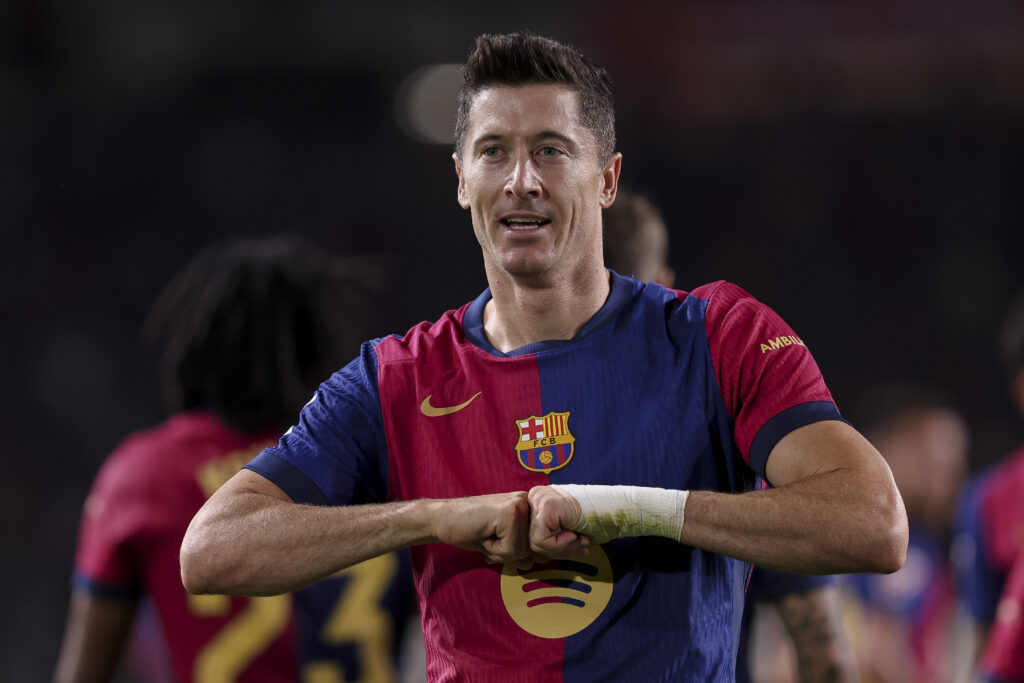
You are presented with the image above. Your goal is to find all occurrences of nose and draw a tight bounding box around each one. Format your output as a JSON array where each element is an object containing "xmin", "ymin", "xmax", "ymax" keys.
[{"xmin": 505, "ymin": 153, "xmax": 542, "ymax": 199}]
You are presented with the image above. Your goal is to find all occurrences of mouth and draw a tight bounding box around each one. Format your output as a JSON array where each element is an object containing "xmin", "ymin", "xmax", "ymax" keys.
[{"xmin": 500, "ymin": 217, "xmax": 552, "ymax": 231}]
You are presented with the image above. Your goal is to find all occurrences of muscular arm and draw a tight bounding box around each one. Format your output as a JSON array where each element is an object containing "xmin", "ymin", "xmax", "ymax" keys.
[
  {"xmin": 53, "ymin": 591, "xmax": 136, "ymax": 683},
  {"xmin": 531, "ymin": 420, "xmax": 907, "ymax": 574},
  {"xmin": 680, "ymin": 420, "xmax": 907, "ymax": 574},
  {"xmin": 775, "ymin": 586, "xmax": 858, "ymax": 683},
  {"xmin": 181, "ymin": 469, "xmax": 532, "ymax": 596}
]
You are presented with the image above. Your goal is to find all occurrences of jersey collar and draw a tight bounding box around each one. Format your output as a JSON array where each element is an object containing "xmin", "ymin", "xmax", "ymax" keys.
[{"xmin": 462, "ymin": 270, "xmax": 635, "ymax": 357}]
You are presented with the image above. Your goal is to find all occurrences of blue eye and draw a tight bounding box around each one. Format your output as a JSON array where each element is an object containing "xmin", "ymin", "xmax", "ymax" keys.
[
  {"xmin": 483, "ymin": 146, "xmax": 501, "ymax": 157},
  {"xmin": 540, "ymin": 147, "xmax": 559, "ymax": 157}
]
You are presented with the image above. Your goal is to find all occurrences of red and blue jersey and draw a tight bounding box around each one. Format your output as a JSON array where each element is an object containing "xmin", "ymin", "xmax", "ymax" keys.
[
  {"xmin": 73, "ymin": 411, "xmax": 416, "ymax": 682},
  {"xmin": 953, "ymin": 447, "xmax": 1024, "ymax": 682},
  {"xmin": 247, "ymin": 273, "xmax": 843, "ymax": 682}
]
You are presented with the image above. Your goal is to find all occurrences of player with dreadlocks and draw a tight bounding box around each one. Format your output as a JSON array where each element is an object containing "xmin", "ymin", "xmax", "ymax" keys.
[{"xmin": 55, "ymin": 236, "xmax": 417, "ymax": 682}]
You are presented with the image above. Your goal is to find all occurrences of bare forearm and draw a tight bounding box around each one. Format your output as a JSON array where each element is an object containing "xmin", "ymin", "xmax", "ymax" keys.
[
  {"xmin": 181, "ymin": 491, "xmax": 436, "ymax": 596},
  {"xmin": 182, "ymin": 470, "xmax": 536, "ymax": 596},
  {"xmin": 53, "ymin": 593, "xmax": 136, "ymax": 683},
  {"xmin": 680, "ymin": 467, "xmax": 907, "ymax": 574}
]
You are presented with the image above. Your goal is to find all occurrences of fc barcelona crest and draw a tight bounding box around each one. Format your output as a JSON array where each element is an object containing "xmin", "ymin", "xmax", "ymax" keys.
[{"xmin": 514, "ymin": 411, "xmax": 575, "ymax": 473}]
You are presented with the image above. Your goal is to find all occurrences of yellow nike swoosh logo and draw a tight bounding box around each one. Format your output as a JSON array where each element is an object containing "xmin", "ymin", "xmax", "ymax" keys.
[{"xmin": 420, "ymin": 392, "xmax": 482, "ymax": 417}]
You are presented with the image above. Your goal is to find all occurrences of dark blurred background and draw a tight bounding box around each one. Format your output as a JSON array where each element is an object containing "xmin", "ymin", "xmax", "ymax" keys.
[{"xmin": 3, "ymin": 1, "xmax": 1023, "ymax": 678}]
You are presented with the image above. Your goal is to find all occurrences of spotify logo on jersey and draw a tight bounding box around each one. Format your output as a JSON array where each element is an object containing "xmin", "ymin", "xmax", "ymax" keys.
[{"xmin": 500, "ymin": 545, "xmax": 613, "ymax": 638}]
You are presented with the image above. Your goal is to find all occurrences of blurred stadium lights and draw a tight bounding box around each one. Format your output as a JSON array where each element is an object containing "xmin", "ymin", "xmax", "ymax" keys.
[{"xmin": 394, "ymin": 63, "xmax": 463, "ymax": 145}]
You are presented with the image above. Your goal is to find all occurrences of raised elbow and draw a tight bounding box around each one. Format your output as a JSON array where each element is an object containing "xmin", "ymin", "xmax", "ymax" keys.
[
  {"xmin": 179, "ymin": 533, "xmax": 213, "ymax": 594},
  {"xmin": 179, "ymin": 524, "xmax": 233, "ymax": 595},
  {"xmin": 870, "ymin": 521, "xmax": 908, "ymax": 574},
  {"xmin": 864, "ymin": 489, "xmax": 909, "ymax": 574}
]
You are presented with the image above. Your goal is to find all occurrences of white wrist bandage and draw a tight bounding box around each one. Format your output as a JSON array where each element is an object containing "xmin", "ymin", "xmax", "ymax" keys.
[{"xmin": 553, "ymin": 485, "xmax": 689, "ymax": 544}]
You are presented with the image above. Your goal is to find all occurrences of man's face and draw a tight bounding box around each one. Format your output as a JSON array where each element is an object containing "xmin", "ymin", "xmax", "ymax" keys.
[{"xmin": 454, "ymin": 84, "xmax": 620, "ymax": 282}]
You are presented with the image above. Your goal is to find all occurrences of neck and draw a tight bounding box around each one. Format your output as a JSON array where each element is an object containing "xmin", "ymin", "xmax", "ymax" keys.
[{"xmin": 482, "ymin": 261, "xmax": 611, "ymax": 353}]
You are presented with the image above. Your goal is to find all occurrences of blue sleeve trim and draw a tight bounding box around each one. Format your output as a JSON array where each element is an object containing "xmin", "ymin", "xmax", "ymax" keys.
[
  {"xmin": 244, "ymin": 450, "xmax": 330, "ymax": 506},
  {"xmin": 71, "ymin": 571, "xmax": 141, "ymax": 601},
  {"xmin": 749, "ymin": 401, "xmax": 848, "ymax": 481}
]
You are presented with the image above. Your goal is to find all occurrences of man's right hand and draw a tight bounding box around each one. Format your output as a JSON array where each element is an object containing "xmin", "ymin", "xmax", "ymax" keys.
[{"xmin": 429, "ymin": 491, "xmax": 536, "ymax": 569}]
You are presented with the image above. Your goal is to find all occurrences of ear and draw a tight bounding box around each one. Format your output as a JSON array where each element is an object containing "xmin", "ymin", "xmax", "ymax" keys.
[
  {"xmin": 453, "ymin": 153, "xmax": 470, "ymax": 209},
  {"xmin": 598, "ymin": 152, "xmax": 622, "ymax": 210}
]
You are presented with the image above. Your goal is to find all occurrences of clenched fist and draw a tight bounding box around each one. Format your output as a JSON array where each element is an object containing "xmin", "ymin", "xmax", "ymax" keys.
[
  {"xmin": 527, "ymin": 485, "xmax": 590, "ymax": 559},
  {"xmin": 430, "ymin": 491, "xmax": 535, "ymax": 568}
]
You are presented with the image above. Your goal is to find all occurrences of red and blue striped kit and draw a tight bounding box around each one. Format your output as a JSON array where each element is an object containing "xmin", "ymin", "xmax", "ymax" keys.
[
  {"xmin": 249, "ymin": 272, "xmax": 843, "ymax": 682},
  {"xmin": 953, "ymin": 447, "xmax": 1024, "ymax": 682}
]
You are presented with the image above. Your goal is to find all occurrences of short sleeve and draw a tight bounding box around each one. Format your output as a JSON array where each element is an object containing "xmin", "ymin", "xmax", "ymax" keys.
[
  {"xmin": 696, "ymin": 281, "xmax": 844, "ymax": 479},
  {"xmin": 245, "ymin": 340, "xmax": 389, "ymax": 506},
  {"xmin": 72, "ymin": 455, "xmax": 145, "ymax": 600}
]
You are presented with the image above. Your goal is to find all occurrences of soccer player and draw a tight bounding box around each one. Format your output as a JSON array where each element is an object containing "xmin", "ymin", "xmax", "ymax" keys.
[
  {"xmin": 952, "ymin": 293, "xmax": 1024, "ymax": 682},
  {"xmin": 844, "ymin": 388, "xmax": 968, "ymax": 683},
  {"xmin": 601, "ymin": 189, "xmax": 675, "ymax": 288},
  {"xmin": 605, "ymin": 189, "xmax": 858, "ymax": 682},
  {"xmin": 54, "ymin": 237, "xmax": 418, "ymax": 682},
  {"xmin": 181, "ymin": 33, "xmax": 908, "ymax": 681}
]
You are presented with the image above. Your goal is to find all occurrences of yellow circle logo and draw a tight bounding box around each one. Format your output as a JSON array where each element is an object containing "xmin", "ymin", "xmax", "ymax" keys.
[
  {"xmin": 539, "ymin": 450, "xmax": 554, "ymax": 465},
  {"xmin": 500, "ymin": 545, "xmax": 614, "ymax": 639}
]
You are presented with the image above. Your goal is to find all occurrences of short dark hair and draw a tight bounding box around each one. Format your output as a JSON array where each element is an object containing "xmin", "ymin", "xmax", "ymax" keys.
[
  {"xmin": 454, "ymin": 32, "xmax": 616, "ymax": 163},
  {"xmin": 602, "ymin": 190, "xmax": 668, "ymax": 279},
  {"xmin": 999, "ymin": 292, "xmax": 1024, "ymax": 379},
  {"xmin": 144, "ymin": 235, "xmax": 376, "ymax": 433}
]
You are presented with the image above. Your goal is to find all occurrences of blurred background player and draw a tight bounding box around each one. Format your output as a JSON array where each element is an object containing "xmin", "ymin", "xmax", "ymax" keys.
[
  {"xmin": 54, "ymin": 236, "xmax": 419, "ymax": 682},
  {"xmin": 601, "ymin": 189, "xmax": 675, "ymax": 288},
  {"xmin": 844, "ymin": 385, "xmax": 969, "ymax": 683},
  {"xmin": 741, "ymin": 568, "xmax": 857, "ymax": 683},
  {"xmin": 978, "ymin": 556, "xmax": 1024, "ymax": 682},
  {"xmin": 603, "ymin": 189, "xmax": 858, "ymax": 683},
  {"xmin": 953, "ymin": 292, "xmax": 1024, "ymax": 683}
]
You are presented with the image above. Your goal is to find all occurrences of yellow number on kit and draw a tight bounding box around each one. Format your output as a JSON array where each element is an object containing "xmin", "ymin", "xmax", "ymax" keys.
[
  {"xmin": 187, "ymin": 592, "xmax": 291, "ymax": 683},
  {"xmin": 302, "ymin": 553, "xmax": 399, "ymax": 683}
]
